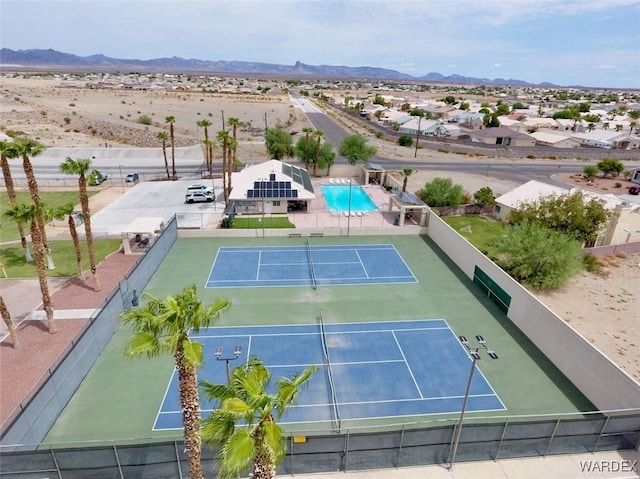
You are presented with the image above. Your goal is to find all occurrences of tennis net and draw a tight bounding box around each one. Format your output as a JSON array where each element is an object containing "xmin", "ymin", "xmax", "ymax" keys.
[
  {"xmin": 306, "ymin": 239, "xmax": 317, "ymax": 290},
  {"xmin": 319, "ymin": 309, "xmax": 341, "ymax": 432}
]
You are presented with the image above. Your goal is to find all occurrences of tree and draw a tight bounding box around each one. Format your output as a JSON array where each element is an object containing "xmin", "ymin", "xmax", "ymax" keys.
[
  {"xmin": 165, "ymin": 116, "xmax": 177, "ymax": 180},
  {"xmin": 4, "ymin": 202, "xmax": 56, "ymax": 333},
  {"xmin": 14, "ymin": 138, "xmax": 55, "ymax": 269},
  {"xmin": 52, "ymin": 203, "xmax": 83, "ymax": 278},
  {"xmin": 401, "ymin": 168, "xmax": 413, "ymax": 193},
  {"xmin": 217, "ymin": 130, "xmax": 232, "ymax": 205},
  {"xmin": 201, "ymin": 357, "xmax": 317, "ymax": 479},
  {"xmin": 473, "ymin": 187, "xmax": 496, "ymax": 207},
  {"xmin": 197, "ymin": 119, "xmax": 213, "ymax": 173},
  {"xmin": 597, "ymin": 158, "xmax": 624, "ymax": 177},
  {"xmin": 487, "ymin": 222, "xmax": 583, "ymax": 290},
  {"xmin": 338, "ymin": 134, "xmax": 376, "ymax": 165},
  {"xmin": 121, "ymin": 285, "xmax": 231, "ymax": 479},
  {"xmin": 60, "ymin": 157, "xmax": 101, "ymax": 291},
  {"xmin": 0, "ymin": 295, "xmax": 18, "ymax": 348},
  {"xmin": 294, "ymin": 135, "xmax": 315, "ymax": 170},
  {"xmin": 265, "ymin": 127, "xmax": 293, "ymax": 160},
  {"xmin": 416, "ymin": 177, "xmax": 464, "ymax": 207},
  {"xmin": 315, "ymin": 142, "xmax": 336, "ymax": 176},
  {"xmin": 228, "ymin": 117, "xmax": 241, "ymax": 174},
  {"xmin": 397, "ymin": 135, "xmax": 413, "ymax": 147},
  {"xmin": 312, "ymin": 129, "xmax": 323, "ymax": 176},
  {"xmin": 483, "ymin": 113, "xmax": 500, "ymax": 128},
  {"xmin": 0, "ymin": 139, "xmax": 32, "ymax": 262},
  {"xmin": 507, "ymin": 191, "xmax": 611, "ymax": 246},
  {"xmin": 583, "ymin": 165, "xmax": 599, "ymax": 179},
  {"xmin": 157, "ymin": 131, "xmax": 171, "ymax": 179}
]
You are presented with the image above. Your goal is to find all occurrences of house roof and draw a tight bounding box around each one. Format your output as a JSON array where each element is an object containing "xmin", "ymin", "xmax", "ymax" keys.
[
  {"xmin": 229, "ymin": 160, "xmax": 315, "ymax": 201},
  {"xmin": 495, "ymin": 180, "xmax": 568, "ymax": 209},
  {"xmin": 472, "ymin": 127, "xmax": 534, "ymax": 139}
]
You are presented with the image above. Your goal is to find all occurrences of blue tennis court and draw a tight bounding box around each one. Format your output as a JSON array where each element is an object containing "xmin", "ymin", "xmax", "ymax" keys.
[
  {"xmin": 153, "ymin": 319, "xmax": 505, "ymax": 431},
  {"xmin": 205, "ymin": 244, "xmax": 418, "ymax": 288}
]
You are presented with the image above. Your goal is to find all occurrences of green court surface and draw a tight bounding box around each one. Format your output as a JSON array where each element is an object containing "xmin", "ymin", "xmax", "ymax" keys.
[{"xmin": 44, "ymin": 235, "xmax": 594, "ymax": 445}]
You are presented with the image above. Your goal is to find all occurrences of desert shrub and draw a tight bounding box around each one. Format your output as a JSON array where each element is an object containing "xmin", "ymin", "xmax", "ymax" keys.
[
  {"xmin": 583, "ymin": 253, "xmax": 602, "ymax": 273},
  {"xmin": 527, "ymin": 154, "xmax": 535, "ymax": 159},
  {"xmin": 137, "ymin": 115, "xmax": 152, "ymax": 125},
  {"xmin": 398, "ymin": 135, "xmax": 413, "ymax": 147},
  {"xmin": 583, "ymin": 165, "xmax": 598, "ymax": 179}
]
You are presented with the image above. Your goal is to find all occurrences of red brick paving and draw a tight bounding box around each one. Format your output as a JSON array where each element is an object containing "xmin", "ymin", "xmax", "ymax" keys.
[{"xmin": 0, "ymin": 250, "xmax": 138, "ymax": 433}]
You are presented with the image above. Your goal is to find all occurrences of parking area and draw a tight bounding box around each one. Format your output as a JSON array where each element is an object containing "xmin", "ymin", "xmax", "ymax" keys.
[{"xmin": 91, "ymin": 179, "xmax": 223, "ymax": 235}]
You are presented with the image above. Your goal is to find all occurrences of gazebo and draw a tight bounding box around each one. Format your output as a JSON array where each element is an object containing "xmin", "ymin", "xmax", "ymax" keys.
[
  {"xmin": 387, "ymin": 191, "xmax": 429, "ymax": 226},
  {"xmin": 120, "ymin": 217, "xmax": 165, "ymax": 255}
]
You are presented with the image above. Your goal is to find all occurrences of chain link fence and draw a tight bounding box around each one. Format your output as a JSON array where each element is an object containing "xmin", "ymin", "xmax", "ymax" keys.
[{"xmin": 1, "ymin": 409, "xmax": 638, "ymax": 477}]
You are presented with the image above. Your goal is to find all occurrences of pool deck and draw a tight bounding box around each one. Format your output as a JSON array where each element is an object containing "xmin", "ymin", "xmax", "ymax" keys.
[{"xmin": 286, "ymin": 178, "xmax": 420, "ymax": 230}]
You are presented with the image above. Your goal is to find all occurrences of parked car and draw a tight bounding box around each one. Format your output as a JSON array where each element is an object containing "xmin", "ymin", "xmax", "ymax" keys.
[
  {"xmin": 185, "ymin": 191, "xmax": 214, "ymax": 203},
  {"xmin": 186, "ymin": 184, "xmax": 213, "ymax": 194},
  {"xmin": 629, "ymin": 185, "xmax": 640, "ymax": 195},
  {"xmin": 88, "ymin": 170, "xmax": 108, "ymax": 186},
  {"xmin": 125, "ymin": 172, "xmax": 139, "ymax": 183}
]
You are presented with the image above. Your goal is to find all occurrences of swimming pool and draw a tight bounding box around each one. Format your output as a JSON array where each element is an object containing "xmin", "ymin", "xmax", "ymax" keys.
[{"xmin": 321, "ymin": 184, "xmax": 378, "ymax": 213}]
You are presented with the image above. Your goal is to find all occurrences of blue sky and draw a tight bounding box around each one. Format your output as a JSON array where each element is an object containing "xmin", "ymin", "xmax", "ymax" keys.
[{"xmin": 2, "ymin": 0, "xmax": 639, "ymax": 89}]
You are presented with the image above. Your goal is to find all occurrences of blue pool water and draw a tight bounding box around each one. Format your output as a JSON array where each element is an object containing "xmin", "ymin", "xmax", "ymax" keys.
[{"xmin": 321, "ymin": 184, "xmax": 378, "ymax": 213}]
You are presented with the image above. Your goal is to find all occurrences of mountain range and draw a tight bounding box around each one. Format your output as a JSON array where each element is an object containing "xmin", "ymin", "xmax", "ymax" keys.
[{"xmin": 0, "ymin": 48, "xmax": 555, "ymax": 87}]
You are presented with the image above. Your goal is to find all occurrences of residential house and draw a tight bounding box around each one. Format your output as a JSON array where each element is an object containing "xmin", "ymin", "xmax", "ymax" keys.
[
  {"xmin": 470, "ymin": 127, "xmax": 536, "ymax": 147},
  {"xmin": 530, "ymin": 130, "xmax": 581, "ymax": 149},
  {"xmin": 493, "ymin": 180, "xmax": 568, "ymax": 221},
  {"xmin": 571, "ymin": 130, "xmax": 639, "ymax": 150}
]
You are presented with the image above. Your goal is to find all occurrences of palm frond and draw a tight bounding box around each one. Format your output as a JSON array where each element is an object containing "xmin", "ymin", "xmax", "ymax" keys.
[
  {"xmin": 218, "ymin": 429, "xmax": 254, "ymax": 479},
  {"xmin": 261, "ymin": 420, "xmax": 287, "ymax": 462}
]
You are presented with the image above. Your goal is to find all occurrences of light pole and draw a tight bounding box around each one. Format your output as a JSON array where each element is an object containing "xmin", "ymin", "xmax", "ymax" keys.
[
  {"xmin": 448, "ymin": 334, "xmax": 498, "ymax": 471},
  {"xmin": 347, "ymin": 179, "xmax": 352, "ymax": 237},
  {"xmin": 214, "ymin": 345, "xmax": 243, "ymax": 384}
]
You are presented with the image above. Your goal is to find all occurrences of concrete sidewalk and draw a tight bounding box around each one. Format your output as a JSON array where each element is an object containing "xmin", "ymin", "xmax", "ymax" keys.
[{"xmin": 281, "ymin": 450, "xmax": 639, "ymax": 479}]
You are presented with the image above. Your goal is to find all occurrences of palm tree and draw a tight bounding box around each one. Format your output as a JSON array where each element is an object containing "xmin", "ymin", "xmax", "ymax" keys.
[
  {"xmin": 4, "ymin": 202, "xmax": 56, "ymax": 334},
  {"xmin": 401, "ymin": 168, "xmax": 414, "ymax": 193},
  {"xmin": 52, "ymin": 203, "xmax": 83, "ymax": 278},
  {"xmin": 202, "ymin": 138, "xmax": 216, "ymax": 177},
  {"xmin": 228, "ymin": 117, "xmax": 240, "ymax": 173},
  {"xmin": 197, "ymin": 119, "xmax": 213, "ymax": 173},
  {"xmin": 0, "ymin": 295, "xmax": 18, "ymax": 348},
  {"xmin": 59, "ymin": 157, "xmax": 101, "ymax": 291},
  {"xmin": 0, "ymin": 139, "xmax": 32, "ymax": 262},
  {"xmin": 157, "ymin": 131, "xmax": 171, "ymax": 179},
  {"xmin": 121, "ymin": 285, "xmax": 231, "ymax": 479},
  {"xmin": 312, "ymin": 129, "xmax": 323, "ymax": 176},
  {"xmin": 201, "ymin": 357, "xmax": 317, "ymax": 479},
  {"xmin": 217, "ymin": 130, "xmax": 232, "ymax": 205},
  {"xmin": 165, "ymin": 116, "xmax": 177, "ymax": 180},
  {"xmin": 14, "ymin": 138, "xmax": 54, "ymax": 269}
]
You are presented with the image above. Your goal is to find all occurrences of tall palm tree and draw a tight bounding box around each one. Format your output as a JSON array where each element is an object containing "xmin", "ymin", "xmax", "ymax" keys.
[
  {"xmin": 226, "ymin": 137, "xmax": 237, "ymax": 198},
  {"xmin": 301, "ymin": 127, "xmax": 313, "ymax": 162},
  {"xmin": 201, "ymin": 357, "xmax": 317, "ymax": 479},
  {"xmin": 227, "ymin": 117, "xmax": 240, "ymax": 173},
  {"xmin": 121, "ymin": 284, "xmax": 231, "ymax": 479},
  {"xmin": 4, "ymin": 202, "xmax": 56, "ymax": 334},
  {"xmin": 0, "ymin": 139, "xmax": 31, "ymax": 262},
  {"xmin": 401, "ymin": 168, "xmax": 414, "ymax": 193},
  {"xmin": 216, "ymin": 130, "xmax": 232, "ymax": 205},
  {"xmin": 157, "ymin": 131, "xmax": 171, "ymax": 179},
  {"xmin": 14, "ymin": 138, "xmax": 54, "ymax": 269},
  {"xmin": 165, "ymin": 116, "xmax": 177, "ymax": 180},
  {"xmin": 197, "ymin": 119, "xmax": 213, "ymax": 173},
  {"xmin": 52, "ymin": 203, "xmax": 83, "ymax": 278},
  {"xmin": 0, "ymin": 295, "xmax": 18, "ymax": 348},
  {"xmin": 313, "ymin": 129, "xmax": 323, "ymax": 176},
  {"xmin": 202, "ymin": 139, "xmax": 216, "ymax": 177},
  {"xmin": 59, "ymin": 157, "xmax": 101, "ymax": 291}
]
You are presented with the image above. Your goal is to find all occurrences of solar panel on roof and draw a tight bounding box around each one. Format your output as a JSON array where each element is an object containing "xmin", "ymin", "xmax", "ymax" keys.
[
  {"xmin": 269, "ymin": 173, "xmax": 276, "ymax": 181},
  {"xmin": 247, "ymin": 190, "xmax": 254, "ymax": 198}
]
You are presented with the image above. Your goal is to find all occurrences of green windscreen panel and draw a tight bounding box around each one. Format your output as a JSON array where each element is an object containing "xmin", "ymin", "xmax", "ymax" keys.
[{"xmin": 473, "ymin": 266, "xmax": 511, "ymax": 313}]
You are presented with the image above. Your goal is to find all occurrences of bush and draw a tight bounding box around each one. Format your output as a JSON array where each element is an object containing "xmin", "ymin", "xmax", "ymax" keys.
[
  {"xmin": 583, "ymin": 165, "xmax": 598, "ymax": 179},
  {"xmin": 398, "ymin": 135, "xmax": 413, "ymax": 147},
  {"xmin": 583, "ymin": 253, "xmax": 602, "ymax": 273},
  {"xmin": 137, "ymin": 115, "xmax": 152, "ymax": 125}
]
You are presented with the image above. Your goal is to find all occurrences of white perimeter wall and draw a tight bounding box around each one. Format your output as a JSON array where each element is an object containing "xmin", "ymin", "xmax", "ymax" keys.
[{"xmin": 426, "ymin": 213, "xmax": 640, "ymax": 411}]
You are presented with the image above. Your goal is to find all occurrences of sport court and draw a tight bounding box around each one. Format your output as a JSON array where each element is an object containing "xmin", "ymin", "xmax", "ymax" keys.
[
  {"xmin": 43, "ymin": 235, "xmax": 594, "ymax": 444},
  {"xmin": 153, "ymin": 319, "xmax": 505, "ymax": 431},
  {"xmin": 206, "ymin": 244, "xmax": 417, "ymax": 288}
]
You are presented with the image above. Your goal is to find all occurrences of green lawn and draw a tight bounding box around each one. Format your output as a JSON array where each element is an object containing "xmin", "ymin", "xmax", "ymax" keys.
[
  {"xmin": 230, "ymin": 215, "xmax": 295, "ymax": 229},
  {"xmin": 1, "ymin": 191, "xmax": 96, "ymax": 242},
  {"xmin": 0, "ymin": 239, "xmax": 122, "ymax": 278},
  {"xmin": 443, "ymin": 215, "xmax": 506, "ymax": 252}
]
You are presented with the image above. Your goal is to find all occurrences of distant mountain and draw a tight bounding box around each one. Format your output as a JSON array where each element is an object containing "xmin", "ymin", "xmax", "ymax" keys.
[{"xmin": 0, "ymin": 48, "xmax": 549, "ymax": 86}]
